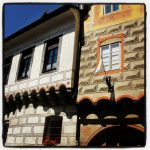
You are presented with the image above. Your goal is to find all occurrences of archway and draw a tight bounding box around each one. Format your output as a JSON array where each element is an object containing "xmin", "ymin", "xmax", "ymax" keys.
[{"xmin": 88, "ymin": 126, "xmax": 145, "ymax": 147}]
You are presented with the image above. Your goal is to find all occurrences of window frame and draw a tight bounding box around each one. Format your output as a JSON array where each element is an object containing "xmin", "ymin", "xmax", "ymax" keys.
[
  {"xmin": 96, "ymin": 33, "xmax": 124, "ymax": 75},
  {"xmin": 42, "ymin": 36, "xmax": 61, "ymax": 74},
  {"xmin": 17, "ymin": 47, "xmax": 34, "ymax": 80},
  {"xmin": 42, "ymin": 115, "xmax": 63, "ymax": 146},
  {"xmin": 104, "ymin": 4, "xmax": 119, "ymax": 15},
  {"xmin": 4, "ymin": 56, "xmax": 13, "ymax": 85},
  {"xmin": 100, "ymin": 42, "xmax": 121, "ymax": 71}
]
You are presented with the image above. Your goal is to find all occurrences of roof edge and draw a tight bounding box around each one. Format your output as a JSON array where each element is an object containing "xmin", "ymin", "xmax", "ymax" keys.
[{"xmin": 4, "ymin": 4, "xmax": 79, "ymax": 42}]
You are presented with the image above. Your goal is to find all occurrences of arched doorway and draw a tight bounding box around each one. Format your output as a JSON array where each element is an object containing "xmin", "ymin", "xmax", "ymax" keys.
[{"xmin": 88, "ymin": 126, "xmax": 145, "ymax": 147}]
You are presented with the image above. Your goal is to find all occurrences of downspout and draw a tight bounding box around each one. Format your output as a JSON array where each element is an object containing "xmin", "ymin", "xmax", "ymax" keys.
[
  {"xmin": 70, "ymin": 7, "xmax": 81, "ymax": 146},
  {"xmin": 70, "ymin": 7, "xmax": 80, "ymax": 97}
]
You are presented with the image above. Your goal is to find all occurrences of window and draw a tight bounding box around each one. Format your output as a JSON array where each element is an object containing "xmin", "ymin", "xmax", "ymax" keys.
[
  {"xmin": 96, "ymin": 34, "xmax": 124, "ymax": 74},
  {"xmin": 104, "ymin": 4, "xmax": 119, "ymax": 14},
  {"xmin": 17, "ymin": 47, "xmax": 33, "ymax": 80},
  {"xmin": 101, "ymin": 42, "xmax": 120, "ymax": 71},
  {"xmin": 4, "ymin": 56, "xmax": 13, "ymax": 85},
  {"xmin": 42, "ymin": 37, "xmax": 59, "ymax": 73},
  {"xmin": 43, "ymin": 116, "xmax": 62, "ymax": 146}
]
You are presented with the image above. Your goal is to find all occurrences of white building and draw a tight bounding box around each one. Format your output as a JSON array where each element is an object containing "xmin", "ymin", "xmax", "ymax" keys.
[{"xmin": 3, "ymin": 5, "xmax": 81, "ymax": 146}]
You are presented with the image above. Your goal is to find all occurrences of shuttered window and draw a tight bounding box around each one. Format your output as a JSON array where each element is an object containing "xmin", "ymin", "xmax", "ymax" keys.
[
  {"xmin": 100, "ymin": 42, "xmax": 120, "ymax": 71},
  {"xmin": 42, "ymin": 116, "xmax": 62, "ymax": 146}
]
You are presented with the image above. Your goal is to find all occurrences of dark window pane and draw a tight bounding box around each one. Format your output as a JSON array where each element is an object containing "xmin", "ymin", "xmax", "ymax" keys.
[
  {"xmin": 4, "ymin": 56, "xmax": 13, "ymax": 85},
  {"xmin": 43, "ymin": 116, "xmax": 62, "ymax": 145},
  {"xmin": 53, "ymin": 49, "xmax": 58, "ymax": 63},
  {"xmin": 4, "ymin": 65, "xmax": 10, "ymax": 84},
  {"xmin": 42, "ymin": 36, "xmax": 60, "ymax": 73},
  {"xmin": 4, "ymin": 66, "xmax": 10, "ymax": 84},
  {"xmin": 17, "ymin": 48, "xmax": 33, "ymax": 79},
  {"xmin": 49, "ymin": 49, "xmax": 54, "ymax": 57},
  {"xmin": 18, "ymin": 56, "xmax": 31, "ymax": 78},
  {"xmin": 43, "ymin": 46, "xmax": 58, "ymax": 71},
  {"xmin": 105, "ymin": 4, "xmax": 111, "ymax": 14},
  {"xmin": 113, "ymin": 4, "xmax": 119, "ymax": 11}
]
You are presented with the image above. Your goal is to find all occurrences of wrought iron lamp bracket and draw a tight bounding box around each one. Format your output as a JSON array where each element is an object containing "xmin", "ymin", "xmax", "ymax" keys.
[{"xmin": 103, "ymin": 76, "xmax": 114, "ymax": 93}]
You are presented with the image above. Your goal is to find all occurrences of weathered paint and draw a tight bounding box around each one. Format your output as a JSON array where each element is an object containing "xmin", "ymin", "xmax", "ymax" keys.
[{"xmin": 84, "ymin": 5, "xmax": 144, "ymax": 33}]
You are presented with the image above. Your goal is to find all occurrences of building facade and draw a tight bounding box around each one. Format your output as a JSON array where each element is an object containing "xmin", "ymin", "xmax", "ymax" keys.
[
  {"xmin": 3, "ymin": 6, "xmax": 80, "ymax": 146},
  {"xmin": 3, "ymin": 4, "xmax": 145, "ymax": 147},
  {"xmin": 77, "ymin": 4, "xmax": 145, "ymax": 147}
]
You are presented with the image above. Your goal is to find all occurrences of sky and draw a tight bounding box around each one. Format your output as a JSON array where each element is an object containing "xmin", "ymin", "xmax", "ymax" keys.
[{"xmin": 4, "ymin": 4, "xmax": 62, "ymax": 38}]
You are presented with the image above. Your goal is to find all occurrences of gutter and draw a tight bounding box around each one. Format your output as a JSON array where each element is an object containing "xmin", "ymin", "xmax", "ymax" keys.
[
  {"xmin": 70, "ymin": 5, "xmax": 87, "ymax": 146},
  {"xmin": 70, "ymin": 7, "xmax": 81, "ymax": 102}
]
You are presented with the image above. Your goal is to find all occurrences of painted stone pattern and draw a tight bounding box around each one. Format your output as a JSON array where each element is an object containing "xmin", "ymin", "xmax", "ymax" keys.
[{"xmin": 77, "ymin": 5, "xmax": 145, "ymax": 146}]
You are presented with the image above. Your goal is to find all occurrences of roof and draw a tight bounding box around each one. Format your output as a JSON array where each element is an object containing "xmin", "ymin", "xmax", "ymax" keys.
[{"xmin": 4, "ymin": 4, "xmax": 78, "ymax": 42}]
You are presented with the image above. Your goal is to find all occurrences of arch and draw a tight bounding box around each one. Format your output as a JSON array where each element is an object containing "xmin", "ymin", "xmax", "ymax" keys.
[
  {"xmin": 85, "ymin": 125, "xmax": 114, "ymax": 145},
  {"xmin": 78, "ymin": 98, "xmax": 93, "ymax": 106},
  {"xmin": 15, "ymin": 92, "xmax": 21, "ymax": 98},
  {"xmin": 39, "ymin": 87, "xmax": 46, "ymax": 94},
  {"xmin": 127, "ymin": 125, "xmax": 144, "ymax": 132},
  {"xmin": 116, "ymin": 95, "xmax": 135, "ymax": 102},
  {"xmin": 86, "ymin": 114, "xmax": 98, "ymax": 119},
  {"xmin": 116, "ymin": 97, "xmax": 135, "ymax": 117},
  {"xmin": 77, "ymin": 96, "xmax": 94, "ymax": 104},
  {"xmin": 88, "ymin": 126, "xmax": 145, "ymax": 147},
  {"xmin": 97, "ymin": 99, "xmax": 117, "ymax": 117},
  {"xmin": 48, "ymin": 86, "xmax": 56, "ymax": 92},
  {"xmin": 125, "ymin": 114, "xmax": 139, "ymax": 118},
  {"xmin": 58, "ymin": 83, "xmax": 67, "ymax": 91},
  {"xmin": 95, "ymin": 96, "xmax": 110, "ymax": 103},
  {"xmin": 78, "ymin": 98, "xmax": 94, "ymax": 119},
  {"xmin": 22, "ymin": 90, "xmax": 29, "ymax": 97},
  {"xmin": 137, "ymin": 93, "xmax": 144, "ymax": 100},
  {"xmin": 30, "ymin": 89, "xmax": 37, "ymax": 95},
  {"xmin": 59, "ymin": 84, "xmax": 67, "ymax": 94},
  {"xmin": 8, "ymin": 94, "xmax": 14, "ymax": 101}
]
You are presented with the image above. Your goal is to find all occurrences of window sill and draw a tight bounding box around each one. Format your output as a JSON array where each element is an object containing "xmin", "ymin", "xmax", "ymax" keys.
[
  {"xmin": 42, "ymin": 68, "xmax": 57, "ymax": 74},
  {"xmin": 95, "ymin": 68, "xmax": 123, "ymax": 76},
  {"xmin": 104, "ymin": 10, "xmax": 120, "ymax": 16},
  {"xmin": 17, "ymin": 76, "xmax": 30, "ymax": 82}
]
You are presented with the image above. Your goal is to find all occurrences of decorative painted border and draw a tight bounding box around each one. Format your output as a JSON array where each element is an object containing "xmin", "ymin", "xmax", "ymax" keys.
[
  {"xmin": 77, "ymin": 92, "xmax": 144, "ymax": 104},
  {"xmin": 96, "ymin": 33, "xmax": 124, "ymax": 76}
]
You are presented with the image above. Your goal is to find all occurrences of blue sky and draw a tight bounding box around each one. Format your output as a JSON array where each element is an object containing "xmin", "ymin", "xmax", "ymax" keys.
[{"xmin": 4, "ymin": 4, "xmax": 62, "ymax": 38}]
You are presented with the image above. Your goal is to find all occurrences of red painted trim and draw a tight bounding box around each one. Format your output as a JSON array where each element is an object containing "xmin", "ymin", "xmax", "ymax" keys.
[
  {"xmin": 77, "ymin": 93, "xmax": 145, "ymax": 104},
  {"xmin": 116, "ymin": 93, "xmax": 145, "ymax": 102},
  {"xmin": 137, "ymin": 93, "xmax": 145, "ymax": 100},
  {"xmin": 77, "ymin": 96, "xmax": 94, "ymax": 104},
  {"xmin": 95, "ymin": 96, "xmax": 110, "ymax": 103},
  {"xmin": 127, "ymin": 125, "xmax": 144, "ymax": 132},
  {"xmin": 116, "ymin": 95, "xmax": 136, "ymax": 102},
  {"xmin": 85, "ymin": 125, "xmax": 114, "ymax": 145}
]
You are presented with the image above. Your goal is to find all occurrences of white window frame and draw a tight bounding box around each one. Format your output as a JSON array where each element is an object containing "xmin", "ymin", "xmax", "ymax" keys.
[{"xmin": 100, "ymin": 42, "xmax": 121, "ymax": 72}]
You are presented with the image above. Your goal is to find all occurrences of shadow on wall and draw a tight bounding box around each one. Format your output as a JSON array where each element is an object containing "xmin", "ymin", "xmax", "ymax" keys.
[
  {"xmin": 88, "ymin": 126, "xmax": 145, "ymax": 147},
  {"xmin": 78, "ymin": 96, "xmax": 145, "ymax": 124},
  {"xmin": 4, "ymin": 85, "xmax": 77, "ymax": 119}
]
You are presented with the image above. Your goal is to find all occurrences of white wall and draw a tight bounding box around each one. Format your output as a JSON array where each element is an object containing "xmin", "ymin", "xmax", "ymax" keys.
[
  {"xmin": 8, "ymin": 53, "xmax": 21, "ymax": 85},
  {"xmin": 30, "ymin": 42, "xmax": 45, "ymax": 79},
  {"xmin": 5, "ymin": 26, "xmax": 76, "ymax": 94},
  {"xmin": 59, "ymin": 29, "xmax": 75, "ymax": 72}
]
